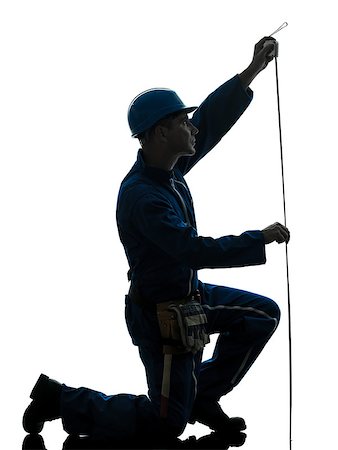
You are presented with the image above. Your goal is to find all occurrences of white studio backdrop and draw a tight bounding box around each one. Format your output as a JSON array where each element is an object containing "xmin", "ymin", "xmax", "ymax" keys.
[{"xmin": 0, "ymin": 1, "xmax": 337, "ymax": 450}]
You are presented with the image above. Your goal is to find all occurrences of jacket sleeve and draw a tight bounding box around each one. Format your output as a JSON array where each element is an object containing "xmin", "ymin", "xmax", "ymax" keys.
[
  {"xmin": 177, "ymin": 75, "xmax": 253, "ymax": 175},
  {"xmin": 132, "ymin": 192, "xmax": 266, "ymax": 270}
]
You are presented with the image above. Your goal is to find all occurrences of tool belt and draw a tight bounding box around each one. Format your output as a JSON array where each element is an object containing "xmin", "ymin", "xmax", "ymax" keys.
[{"xmin": 156, "ymin": 291, "xmax": 210, "ymax": 355}]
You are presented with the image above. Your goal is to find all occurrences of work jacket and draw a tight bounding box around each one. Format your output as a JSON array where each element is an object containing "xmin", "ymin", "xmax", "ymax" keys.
[{"xmin": 116, "ymin": 75, "xmax": 266, "ymax": 305}]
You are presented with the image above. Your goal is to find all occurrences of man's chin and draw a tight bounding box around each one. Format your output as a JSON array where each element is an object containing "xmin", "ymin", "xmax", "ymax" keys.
[
  {"xmin": 177, "ymin": 146, "xmax": 196, "ymax": 160},
  {"xmin": 187, "ymin": 145, "xmax": 196, "ymax": 155}
]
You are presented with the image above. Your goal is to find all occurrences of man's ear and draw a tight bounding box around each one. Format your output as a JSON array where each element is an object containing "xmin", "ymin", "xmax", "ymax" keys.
[{"xmin": 154, "ymin": 124, "xmax": 168, "ymax": 142}]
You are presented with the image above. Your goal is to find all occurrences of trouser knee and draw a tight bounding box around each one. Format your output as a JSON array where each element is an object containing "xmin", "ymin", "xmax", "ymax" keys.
[
  {"xmin": 254, "ymin": 295, "xmax": 281, "ymax": 324},
  {"xmin": 259, "ymin": 297, "xmax": 281, "ymax": 339},
  {"xmin": 157, "ymin": 406, "xmax": 187, "ymax": 438},
  {"xmin": 161, "ymin": 420, "xmax": 185, "ymax": 439},
  {"xmin": 232, "ymin": 298, "xmax": 280, "ymax": 343},
  {"xmin": 267, "ymin": 297, "xmax": 281, "ymax": 324}
]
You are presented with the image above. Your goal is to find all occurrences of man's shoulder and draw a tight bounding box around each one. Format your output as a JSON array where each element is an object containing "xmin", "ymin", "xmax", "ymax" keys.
[
  {"xmin": 117, "ymin": 169, "xmax": 164, "ymax": 215},
  {"xmin": 119, "ymin": 165, "xmax": 154, "ymax": 193}
]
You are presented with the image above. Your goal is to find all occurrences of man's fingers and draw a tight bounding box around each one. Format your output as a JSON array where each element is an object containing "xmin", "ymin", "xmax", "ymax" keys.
[
  {"xmin": 255, "ymin": 36, "xmax": 270, "ymax": 50},
  {"xmin": 275, "ymin": 222, "xmax": 290, "ymax": 244},
  {"xmin": 262, "ymin": 222, "xmax": 290, "ymax": 244},
  {"xmin": 254, "ymin": 36, "xmax": 276, "ymax": 54}
]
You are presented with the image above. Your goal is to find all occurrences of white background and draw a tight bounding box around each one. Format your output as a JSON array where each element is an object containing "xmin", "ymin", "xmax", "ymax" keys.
[{"xmin": 1, "ymin": 1, "xmax": 337, "ymax": 449}]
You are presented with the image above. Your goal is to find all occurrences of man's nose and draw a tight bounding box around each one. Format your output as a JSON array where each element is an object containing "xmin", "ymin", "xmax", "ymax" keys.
[{"xmin": 189, "ymin": 121, "xmax": 199, "ymax": 135}]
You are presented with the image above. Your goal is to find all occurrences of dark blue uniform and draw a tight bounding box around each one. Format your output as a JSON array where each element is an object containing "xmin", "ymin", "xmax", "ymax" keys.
[{"xmin": 60, "ymin": 75, "xmax": 280, "ymax": 441}]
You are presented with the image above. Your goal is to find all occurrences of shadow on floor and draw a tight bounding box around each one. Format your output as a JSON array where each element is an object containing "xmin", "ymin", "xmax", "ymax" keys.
[{"xmin": 22, "ymin": 430, "xmax": 246, "ymax": 449}]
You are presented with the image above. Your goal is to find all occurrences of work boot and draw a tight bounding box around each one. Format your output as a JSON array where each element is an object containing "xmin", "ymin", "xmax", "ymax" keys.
[
  {"xmin": 189, "ymin": 400, "xmax": 246, "ymax": 435},
  {"xmin": 23, "ymin": 373, "xmax": 62, "ymax": 433}
]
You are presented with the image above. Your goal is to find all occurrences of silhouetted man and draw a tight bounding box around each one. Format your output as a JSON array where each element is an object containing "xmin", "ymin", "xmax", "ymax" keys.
[{"xmin": 23, "ymin": 36, "xmax": 289, "ymax": 448}]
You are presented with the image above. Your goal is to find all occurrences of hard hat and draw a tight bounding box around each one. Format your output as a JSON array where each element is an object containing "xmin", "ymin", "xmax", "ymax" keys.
[{"xmin": 128, "ymin": 88, "xmax": 198, "ymax": 137}]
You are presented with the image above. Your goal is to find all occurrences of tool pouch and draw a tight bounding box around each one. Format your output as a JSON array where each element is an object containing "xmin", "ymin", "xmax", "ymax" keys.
[{"xmin": 157, "ymin": 300, "xmax": 210, "ymax": 354}]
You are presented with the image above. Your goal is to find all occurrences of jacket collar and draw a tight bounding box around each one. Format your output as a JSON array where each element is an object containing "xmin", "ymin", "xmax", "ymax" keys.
[{"xmin": 137, "ymin": 149, "xmax": 173, "ymax": 183}]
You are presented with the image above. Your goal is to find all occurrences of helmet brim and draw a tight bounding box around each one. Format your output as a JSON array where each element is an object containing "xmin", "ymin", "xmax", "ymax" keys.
[{"xmin": 132, "ymin": 105, "xmax": 198, "ymax": 138}]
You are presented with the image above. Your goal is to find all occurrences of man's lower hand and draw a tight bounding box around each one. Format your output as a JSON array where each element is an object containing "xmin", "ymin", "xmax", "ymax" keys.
[{"xmin": 262, "ymin": 222, "xmax": 290, "ymax": 244}]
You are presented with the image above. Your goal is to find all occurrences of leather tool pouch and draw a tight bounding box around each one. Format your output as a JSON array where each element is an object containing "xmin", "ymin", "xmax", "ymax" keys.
[{"xmin": 157, "ymin": 300, "xmax": 210, "ymax": 354}]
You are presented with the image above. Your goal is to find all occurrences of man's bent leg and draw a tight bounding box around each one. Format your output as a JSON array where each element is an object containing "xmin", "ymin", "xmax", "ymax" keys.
[{"xmin": 197, "ymin": 282, "xmax": 280, "ymax": 403}]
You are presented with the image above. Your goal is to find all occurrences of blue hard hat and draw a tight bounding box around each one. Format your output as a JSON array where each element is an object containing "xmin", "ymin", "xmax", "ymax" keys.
[{"xmin": 128, "ymin": 88, "xmax": 198, "ymax": 137}]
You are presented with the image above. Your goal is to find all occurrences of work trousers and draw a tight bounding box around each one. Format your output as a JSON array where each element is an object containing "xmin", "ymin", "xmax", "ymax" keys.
[{"xmin": 60, "ymin": 282, "xmax": 280, "ymax": 440}]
